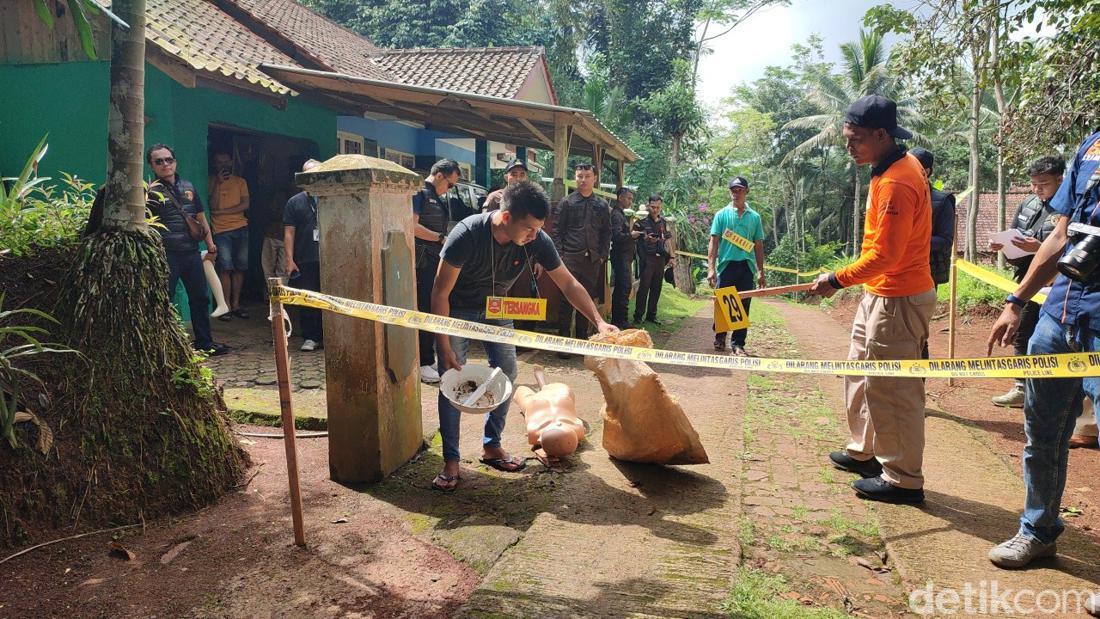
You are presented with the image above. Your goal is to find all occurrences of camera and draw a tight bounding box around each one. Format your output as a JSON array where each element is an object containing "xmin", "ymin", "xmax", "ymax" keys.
[{"xmin": 1057, "ymin": 222, "xmax": 1100, "ymax": 282}]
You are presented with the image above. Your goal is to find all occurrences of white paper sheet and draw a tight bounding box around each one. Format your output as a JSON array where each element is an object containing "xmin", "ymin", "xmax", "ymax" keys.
[{"xmin": 989, "ymin": 229, "xmax": 1036, "ymax": 260}]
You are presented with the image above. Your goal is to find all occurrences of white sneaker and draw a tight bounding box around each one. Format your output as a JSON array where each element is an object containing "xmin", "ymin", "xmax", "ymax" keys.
[
  {"xmin": 988, "ymin": 533, "xmax": 1056, "ymax": 568},
  {"xmin": 1085, "ymin": 593, "xmax": 1099, "ymax": 616},
  {"xmin": 419, "ymin": 364, "xmax": 441, "ymax": 384},
  {"xmin": 300, "ymin": 339, "xmax": 321, "ymax": 352}
]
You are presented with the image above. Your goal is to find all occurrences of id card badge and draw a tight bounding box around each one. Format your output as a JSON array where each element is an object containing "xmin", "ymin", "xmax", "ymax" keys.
[
  {"xmin": 485, "ymin": 296, "xmax": 547, "ymax": 321},
  {"xmin": 722, "ymin": 229, "xmax": 754, "ymax": 252},
  {"xmin": 313, "ymin": 228, "xmax": 320, "ymax": 242}
]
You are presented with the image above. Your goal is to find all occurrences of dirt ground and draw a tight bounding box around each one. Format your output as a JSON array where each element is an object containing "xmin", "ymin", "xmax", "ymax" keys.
[
  {"xmin": 825, "ymin": 295, "xmax": 1100, "ymax": 542},
  {"xmin": 4, "ymin": 294, "xmax": 1100, "ymax": 617}
]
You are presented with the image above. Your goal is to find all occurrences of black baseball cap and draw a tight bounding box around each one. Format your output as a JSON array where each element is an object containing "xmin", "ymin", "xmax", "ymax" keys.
[
  {"xmin": 728, "ymin": 176, "xmax": 749, "ymax": 189},
  {"xmin": 844, "ymin": 95, "xmax": 912, "ymax": 140},
  {"xmin": 504, "ymin": 158, "xmax": 528, "ymax": 173},
  {"xmin": 909, "ymin": 146, "xmax": 934, "ymax": 170}
]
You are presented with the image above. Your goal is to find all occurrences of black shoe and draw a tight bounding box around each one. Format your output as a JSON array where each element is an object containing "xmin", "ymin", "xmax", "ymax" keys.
[
  {"xmin": 196, "ymin": 342, "xmax": 230, "ymax": 357},
  {"xmin": 632, "ymin": 316, "xmax": 643, "ymax": 325},
  {"xmin": 714, "ymin": 340, "xmax": 728, "ymax": 352},
  {"xmin": 556, "ymin": 351, "xmax": 573, "ymax": 359},
  {"xmin": 852, "ymin": 477, "xmax": 924, "ymax": 504},
  {"xmin": 829, "ymin": 451, "xmax": 883, "ymax": 478}
]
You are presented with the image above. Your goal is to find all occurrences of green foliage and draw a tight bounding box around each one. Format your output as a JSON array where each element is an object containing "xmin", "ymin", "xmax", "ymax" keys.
[
  {"xmin": 1, "ymin": 138, "xmax": 95, "ymax": 257},
  {"xmin": 0, "ymin": 296, "xmax": 77, "ymax": 450},
  {"xmin": 170, "ymin": 352, "xmax": 216, "ymax": 400},
  {"xmin": 765, "ymin": 234, "xmax": 841, "ymax": 286}
]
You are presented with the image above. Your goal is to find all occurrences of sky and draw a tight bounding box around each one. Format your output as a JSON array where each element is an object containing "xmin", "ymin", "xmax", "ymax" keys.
[{"xmin": 695, "ymin": 0, "xmax": 915, "ymax": 108}]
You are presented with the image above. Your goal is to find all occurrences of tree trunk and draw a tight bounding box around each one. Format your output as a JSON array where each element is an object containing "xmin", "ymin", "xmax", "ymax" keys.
[
  {"xmin": 965, "ymin": 0, "xmax": 988, "ymax": 263},
  {"xmin": 670, "ymin": 220, "xmax": 695, "ymax": 294},
  {"xmin": 991, "ymin": 3, "xmax": 1007, "ymax": 270},
  {"xmin": 669, "ymin": 134, "xmax": 682, "ymax": 169},
  {"xmin": 101, "ymin": 0, "xmax": 147, "ymax": 230}
]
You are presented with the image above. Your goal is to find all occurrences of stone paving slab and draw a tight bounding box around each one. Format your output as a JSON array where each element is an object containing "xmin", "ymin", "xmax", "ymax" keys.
[{"xmin": 458, "ymin": 310, "xmax": 743, "ymax": 618}]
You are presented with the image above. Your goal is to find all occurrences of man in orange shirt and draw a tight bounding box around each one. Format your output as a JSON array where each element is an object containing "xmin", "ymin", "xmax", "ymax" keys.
[
  {"xmin": 209, "ymin": 151, "xmax": 251, "ymax": 320},
  {"xmin": 808, "ymin": 95, "xmax": 936, "ymax": 505}
]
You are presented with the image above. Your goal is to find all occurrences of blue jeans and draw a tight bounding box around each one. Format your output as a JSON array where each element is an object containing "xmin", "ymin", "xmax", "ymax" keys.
[
  {"xmin": 166, "ymin": 251, "xmax": 214, "ymax": 349},
  {"xmin": 1020, "ymin": 312, "xmax": 1099, "ymax": 543},
  {"xmin": 213, "ymin": 226, "xmax": 249, "ymax": 271},
  {"xmin": 437, "ymin": 308, "xmax": 517, "ymax": 462}
]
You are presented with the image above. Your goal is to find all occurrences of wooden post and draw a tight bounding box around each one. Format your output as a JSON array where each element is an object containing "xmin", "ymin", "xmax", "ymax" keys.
[
  {"xmin": 551, "ymin": 121, "xmax": 569, "ymax": 204},
  {"xmin": 269, "ymin": 278, "xmax": 305, "ymax": 547},
  {"xmin": 617, "ymin": 159, "xmax": 625, "ymax": 190}
]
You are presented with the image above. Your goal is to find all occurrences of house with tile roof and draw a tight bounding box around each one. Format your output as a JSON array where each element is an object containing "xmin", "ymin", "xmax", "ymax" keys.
[{"xmin": 1, "ymin": 0, "xmax": 635, "ymax": 317}]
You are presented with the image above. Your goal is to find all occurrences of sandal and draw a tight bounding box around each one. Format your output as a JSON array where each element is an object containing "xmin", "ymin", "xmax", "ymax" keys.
[
  {"xmin": 479, "ymin": 454, "xmax": 527, "ymax": 472},
  {"xmin": 431, "ymin": 472, "xmax": 459, "ymax": 492}
]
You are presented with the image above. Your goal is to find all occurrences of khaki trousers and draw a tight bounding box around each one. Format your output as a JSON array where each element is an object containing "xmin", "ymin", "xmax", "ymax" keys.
[{"xmin": 844, "ymin": 289, "xmax": 937, "ymax": 489}]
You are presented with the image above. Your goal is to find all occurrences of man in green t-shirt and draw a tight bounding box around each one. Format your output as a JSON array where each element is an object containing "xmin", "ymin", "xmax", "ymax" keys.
[{"xmin": 707, "ymin": 176, "xmax": 766, "ymax": 355}]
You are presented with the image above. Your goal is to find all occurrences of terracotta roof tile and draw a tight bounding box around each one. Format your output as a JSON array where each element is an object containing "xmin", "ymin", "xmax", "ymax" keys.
[
  {"xmin": 219, "ymin": 0, "xmax": 394, "ymax": 80},
  {"xmin": 955, "ymin": 187, "xmax": 1033, "ymax": 252},
  {"xmin": 373, "ymin": 47, "xmax": 544, "ymax": 99}
]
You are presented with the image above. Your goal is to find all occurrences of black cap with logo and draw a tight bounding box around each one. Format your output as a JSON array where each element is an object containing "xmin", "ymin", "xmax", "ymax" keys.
[
  {"xmin": 728, "ymin": 176, "xmax": 749, "ymax": 189},
  {"xmin": 844, "ymin": 95, "xmax": 912, "ymax": 140},
  {"xmin": 504, "ymin": 158, "xmax": 528, "ymax": 173}
]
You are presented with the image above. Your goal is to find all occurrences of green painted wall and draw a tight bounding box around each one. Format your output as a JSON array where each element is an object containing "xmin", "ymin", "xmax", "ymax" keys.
[
  {"xmin": 1, "ymin": 61, "xmax": 337, "ymax": 321},
  {"xmin": 1, "ymin": 61, "xmax": 335, "ymax": 197}
]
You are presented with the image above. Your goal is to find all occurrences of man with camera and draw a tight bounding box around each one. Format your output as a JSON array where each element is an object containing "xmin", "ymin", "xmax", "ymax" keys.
[
  {"xmin": 988, "ymin": 156, "xmax": 1066, "ymax": 408},
  {"xmin": 632, "ymin": 194, "xmax": 673, "ymax": 326},
  {"xmin": 986, "ymin": 130, "xmax": 1100, "ymax": 594}
]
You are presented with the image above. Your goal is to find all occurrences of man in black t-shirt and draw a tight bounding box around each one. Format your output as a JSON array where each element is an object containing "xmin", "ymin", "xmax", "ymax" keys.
[
  {"xmin": 413, "ymin": 159, "xmax": 461, "ymax": 385},
  {"xmin": 283, "ymin": 158, "xmax": 323, "ymax": 351},
  {"xmin": 429, "ymin": 180, "xmax": 617, "ymax": 491}
]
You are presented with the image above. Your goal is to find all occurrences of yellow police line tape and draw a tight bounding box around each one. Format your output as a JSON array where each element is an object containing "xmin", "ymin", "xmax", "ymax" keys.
[
  {"xmin": 674, "ymin": 251, "xmax": 826, "ymax": 277},
  {"xmin": 955, "ymin": 259, "xmax": 1047, "ymax": 304},
  {"xmin": 273, "ymin": 285, "xmax": 1100, "ymax": 379}
]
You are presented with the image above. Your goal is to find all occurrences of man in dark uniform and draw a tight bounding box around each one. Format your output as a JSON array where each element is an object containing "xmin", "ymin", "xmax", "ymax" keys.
[
  {"xmin": 610, "ymin": 187, "xmax": 641, "ymax": 328},
  {"xmin": 145, "ymin": 143, "xmax": 228, "ymax": 356},
  {"xmin": 988, "ymin": 155, "xmax": 1065, "ymax": 407},
  {"xmin": 413, "ymin": 159, "xmax": 461, "ymax": 384},
  {"xmin": 483, "ymin": 158, "xmax": 529, "ymax": 211},
  {"xmin": 909, "ymin": 147, "xmax": 956, "ymax": 359},
  {"xmin": 632, "ymin": 194, "xmax": 673, "ymax": 325},
  {"xmin": 550, "ymin": 163, "xmax": 611, "ymax": 356}
]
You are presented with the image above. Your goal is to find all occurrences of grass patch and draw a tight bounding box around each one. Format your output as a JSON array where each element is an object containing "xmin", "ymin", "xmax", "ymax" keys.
[
  {"xmin": 739, "ymin": 517, "xmax": 756, "ymax": 547},
  {"xmin": 941, "ymin": 262, "xmax": 1015, "ymax": 312},
  {"xmin": 722, "ymin": 568, "xmax": 849, "ymax": 619}
]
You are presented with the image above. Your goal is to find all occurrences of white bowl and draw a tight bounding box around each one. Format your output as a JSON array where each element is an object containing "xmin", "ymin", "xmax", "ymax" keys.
[{"xmin": 440, "ymin": 364, "xmax": 513, "ymax": 414}]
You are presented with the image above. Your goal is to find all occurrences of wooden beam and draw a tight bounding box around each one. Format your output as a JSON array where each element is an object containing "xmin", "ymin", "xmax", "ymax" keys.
[
  {"xmin": 552, "ymin": 122, "xmax": 569, "ymax": 204},
  {"xmin": 518, "ymin": 118, "xmax": 554, "ymax": 148},
  {"xmin": 147, "ymin": 50, "xmax": 197, "ymax": 88}
]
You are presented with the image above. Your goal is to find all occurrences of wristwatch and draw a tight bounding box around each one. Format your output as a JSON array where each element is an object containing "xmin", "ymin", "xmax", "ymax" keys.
[{"xmin": 437, "ymin": 232, "xmax": 446, "ymax": 243}]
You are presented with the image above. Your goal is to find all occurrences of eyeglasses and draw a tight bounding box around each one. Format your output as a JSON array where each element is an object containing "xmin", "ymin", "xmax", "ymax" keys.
[{"xmin": 153, "ymin": 157, "xmax": 175, "ymax": 165}]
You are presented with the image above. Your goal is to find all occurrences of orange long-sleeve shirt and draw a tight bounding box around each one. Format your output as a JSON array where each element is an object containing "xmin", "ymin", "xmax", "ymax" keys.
[{"xmin": 835, "ymin": 152, "xmax": 934, "ymax": 297}]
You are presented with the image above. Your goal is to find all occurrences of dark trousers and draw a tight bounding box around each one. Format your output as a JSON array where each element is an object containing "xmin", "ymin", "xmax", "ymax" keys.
[
  {"xmin": 167, "ymin": 251, "xmax": 214, "ymax": 349},
  {"xmin": 634, "ymin": 254, "xmax": 666, "ymax": 322},
  {"xmin": 1010, "ymin": 299, "xmax": 1043, "ymax": 386},
  {"xmin": 610, "ymin": 249, "xmax": 633, "ymax": 326},
  {"xmin": 715, "ymin": 260, "xmax": 755, "ymax": 347},
  {"xmin": 558, "ymin": 301, "xmax": 591, "ymax": 340},
  {"xmin": 296, "ymin": 261, "xmax": 323, "ymax": 342},
  {"xmin": 558, "ymin": 254, "xmax": 599, "ymax": 340},
  {"xmin": 416, "ymin": 255, "xmax": 439, "ymax": 367}
]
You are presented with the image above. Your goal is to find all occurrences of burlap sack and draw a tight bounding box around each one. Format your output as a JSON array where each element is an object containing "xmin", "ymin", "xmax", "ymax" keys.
[{"xmin": 584, "ymin": 329, "xmax": 709, "ymax": 465}]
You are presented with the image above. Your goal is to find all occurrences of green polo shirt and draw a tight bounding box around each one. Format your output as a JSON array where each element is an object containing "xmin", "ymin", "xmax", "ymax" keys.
[{"xmin": 710, "ymin": 202, "xmax": 764, "ymax": 275}]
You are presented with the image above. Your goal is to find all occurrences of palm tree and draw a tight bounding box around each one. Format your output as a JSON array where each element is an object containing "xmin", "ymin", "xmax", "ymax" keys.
[{"xmin": 782, "ymin": 29, "xmax": 920, "ymax": 252}]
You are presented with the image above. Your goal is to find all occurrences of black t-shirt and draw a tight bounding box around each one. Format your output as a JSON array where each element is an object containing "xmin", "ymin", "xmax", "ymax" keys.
[
  {"xmin": 283, "ymin": 191, "xmax": 319, "ymax": 264},
  {"xmin": 440, "ymin": 213, "xmax": 562, "ymax": 309}
]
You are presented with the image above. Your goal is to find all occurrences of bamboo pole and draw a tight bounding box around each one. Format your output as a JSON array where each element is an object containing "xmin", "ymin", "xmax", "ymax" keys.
[{"xmin": 269, "ymin": 278, "xmax": 306, "ymax": 547}]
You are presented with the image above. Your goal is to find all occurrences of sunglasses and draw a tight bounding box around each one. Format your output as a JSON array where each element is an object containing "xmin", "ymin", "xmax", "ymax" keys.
[{"xmin": 153, "ymin": 157, "xmax": 175, "ymax": 165}]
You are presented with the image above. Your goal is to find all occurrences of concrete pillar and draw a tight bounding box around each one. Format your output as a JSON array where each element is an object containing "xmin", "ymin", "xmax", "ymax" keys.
[{"xmin": 295, "ymin": 155, "xmax": 423, "ymax": 484}]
